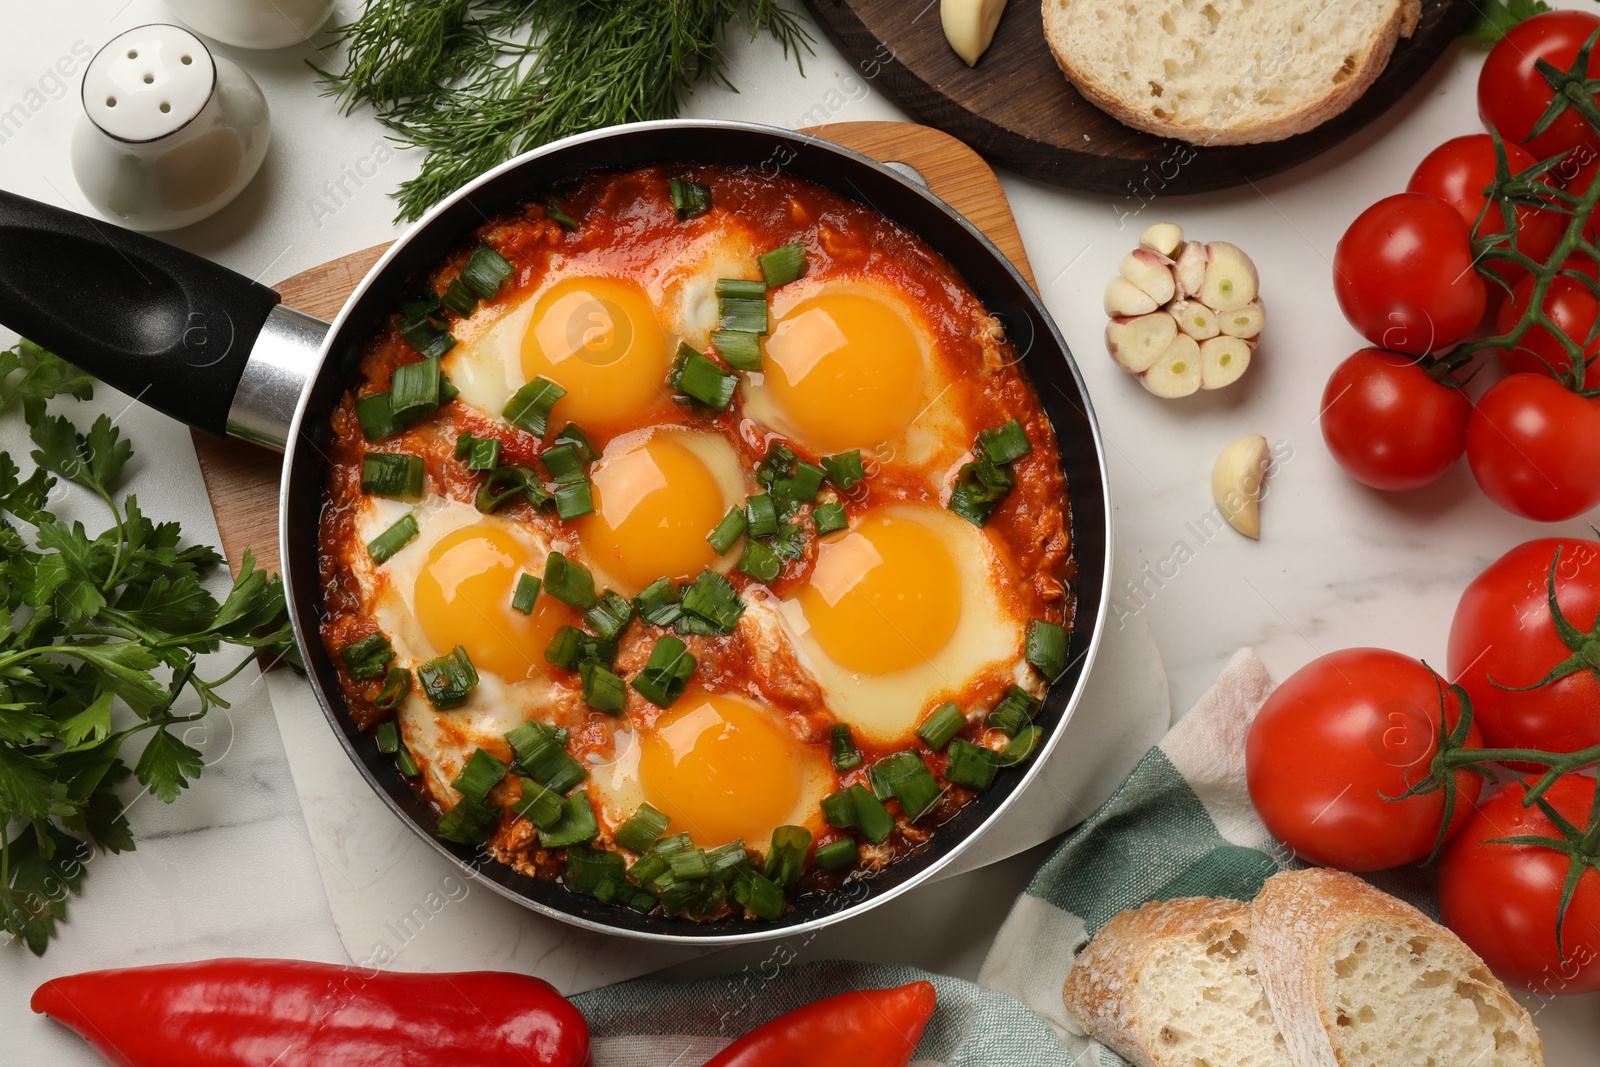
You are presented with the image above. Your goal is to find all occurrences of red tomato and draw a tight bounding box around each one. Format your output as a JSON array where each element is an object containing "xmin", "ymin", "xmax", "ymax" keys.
[
  {"xmin": 1245, "ymin": 648, "xmax": 1483, "ymax": 871},
  {"xmin": 1439, "ymin": 776, "xmax": 1600, "ymax": 995},
  {"xmin": 1320, "ymin": 349, "xmax": 1472, "ymax": 490},
  {"xmin": 1497, "ymin": 258, "xmax": 1600, "ymax": 389},
  {"xmin": 1408, "ymin": 135, "xmax": 1564, "ymax": 284},
  {"xmin": 1333, "ymin": 193, "xmax": 1487, "ymax": 356},
  {"xmin": 1479, "ymin": 10, "xmax": 1600, "ymax": 160},
  {"xmin": 1467, "ymin": 374, "xmax": 1600, "ymax": 521},
  {"xmin": 1448, "ymin": 538, "xmax": 1600, "ymax": 761}
]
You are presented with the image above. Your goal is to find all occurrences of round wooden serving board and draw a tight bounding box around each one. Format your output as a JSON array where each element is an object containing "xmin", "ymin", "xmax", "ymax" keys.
[
  {"xmin": 803, "ymin": 0, "xmax": 1474, "ymax": 195},
  {"xmin": 192, "ymin": 121, "xmax": 1036, "ymax": 578}
]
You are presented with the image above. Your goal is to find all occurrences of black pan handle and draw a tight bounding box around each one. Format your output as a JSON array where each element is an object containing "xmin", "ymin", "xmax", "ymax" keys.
[{"xmin": 0, "ymin": 189, "xmax": 282, "ymax": 438}]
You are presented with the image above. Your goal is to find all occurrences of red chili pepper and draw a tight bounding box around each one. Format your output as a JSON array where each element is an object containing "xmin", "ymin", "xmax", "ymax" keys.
[
  {"xmin": 702, "ymin": 981, "xmax": 937, "ymax": 1067},
  {"xmin": 31, "ymin": 958, "xmax": 590, "ymax": 1067}
]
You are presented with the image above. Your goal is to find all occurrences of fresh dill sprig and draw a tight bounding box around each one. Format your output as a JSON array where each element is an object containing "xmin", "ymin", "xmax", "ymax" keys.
[{"xmin": 316, "ymin": 0, "xmax": 813, "ymax": 222}]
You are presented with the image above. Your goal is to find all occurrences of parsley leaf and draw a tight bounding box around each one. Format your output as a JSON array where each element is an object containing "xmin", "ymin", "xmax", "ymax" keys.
[{"xmin": 1463, "ymin": 0, "xmax": 1552, "ymax": 44}]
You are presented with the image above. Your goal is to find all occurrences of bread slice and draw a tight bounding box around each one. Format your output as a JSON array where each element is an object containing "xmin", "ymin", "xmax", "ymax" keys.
[
  {"xmin": 1250, "ymin": 869, "xmax": 1543, "ymax": 1067},
  {"xmin": 1064, "ymin": 897, "xmax": 1293, "ymax": 1067},
  {"xmin": 1042, "ymin": 0, "xmax": 1422, "ymax": 145}
]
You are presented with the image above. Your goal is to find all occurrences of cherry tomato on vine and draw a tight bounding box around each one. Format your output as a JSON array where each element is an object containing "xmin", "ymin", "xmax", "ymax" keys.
[
  {"xmin": 1479, "ymin": 10, "xmax": 1600, "ymax": 161},
  {"xmin": 1245, "ymin": 648, "xmax": 1483, "ymax": 872},
  {"xmin": 1466, "ymin": 373, "xmax": 1600, "ymax": 521},
  {"xmin": 1408, "ymin": 135, "xmax": 1564, "ymax": 284},
  {"xmin": 1439, "ymin": 776, "xmax": 1600, "ymax": 995},
  {"xmin": 1334, "ymin": 193, "xmax": 1487, "ymax": 356},
  {"xmin": 1497, "ymin": 257, "xmax": 1600, "ymax": 389},
  {"xmin": 1448, "ymin": 538, "xmax": 1600, "ymax": 762},
  {"xmin": 1320, "ymin": 349, "xmax": 1472, "ymax": 490}
]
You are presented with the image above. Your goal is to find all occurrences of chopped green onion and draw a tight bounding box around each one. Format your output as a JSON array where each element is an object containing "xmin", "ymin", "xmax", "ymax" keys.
[
  {"xmin": 594, "ymin": 875, "xmax": 657, "ymax": 912},
  {"xmin": 945, "ymin": 739, "xmax": 999, "ymax": 791},
  {"xmin": 504, "ymin": 377, "xmax": 566, "ymax": 437},
  {"xmin": 544, "ymin": 626, "xmax": 617, "ymax": 671},
  {"xmin": 830, "ymin": 724, "xmax": 862, "ymax": 771},
  {"xmin": 669, "ymin": 177, "xmax": 712, "ymax": 220},
  {"xmin": 707, "ymin": 506, "xmax": 748, "ymax": 555},
  {"xmin": 514, "ymin": 730, "xmax": 588, "ymax": 795},
  {"xmin": 460, "ymin": 242, "xmax": 514, "ymax": 301},
  {"xmin": 1026, "ymin": 619, "xmax": 1069, "ymax": 681},
  {"xmin": 674, "ymin": 614, "xmax": 721, "ymax": 637},
  {"xmin": 821, "ymin": 451, "xmax": 866, "ymax": 489},
  {"xmin": 361, "ymin": 452, "xmax": 425, "ymax": 498},
  {"xmin": 736, "ymin": 538, "xmax": 782, "ymax": 583},
  {"xmin": 395, "ymin": 746, "xmax": 419, "ymax": 777},
  {"xmin": 553, "ymin": 479, "xmax": 594, "ymax": 520},
  {"xmin": 454, "ymin": 432, "xmax": 501, "ymax": 471},
  {"xmin": 440, "ymin": 277, "xmax": 478, "ymax": 318},
  {"xmin": 745, "ymin": 494, "xmax": 779, "ymax": 539},
  {"xmin": 628, "ymin": 850, "xmax": 670, "ymax": 887},
  {"xmin": 661, "ymin": 876, "xmax": 723, "ymax": 918},
  {"xmin": 669, "ymin": 847, "xmax": 712, "ymax": 881},
  {"xmin": 710, "ymin": 329, "xmax": 761, "ymax": 371},
  {"xmin": 812, "ymin": 501, "xmax": 848, "ymax": 535},
  {"xmin": 538, "ymin": 793, "xmax": 599, "ymax": 848},
  {"xmin": 418, "ymin": 645, "xmax": 479, "ymax": 710},
  {"xmin": 340, "ymin": 632, "xmax": 394, "ymax": 681},
  {"xmin": 376, "ymin": 667, "xmax": 412, "ymax": 711},
  {"xmin": 541, "ymin": 443, "xmax": 586, "ymax": 484},
  {"xmin": 986, "ymin": 685, "xmax": 1042, "ymax": 737},
  {"xmin": 756, "ymin": 441, "xmax": 797, "ymax": 487},
  {"xmin": 452, "ymin": 747, "xmax": 509, "ymax": 803},
  {"xmin": 821, "ymin": 788, "xmax": 858, "ymax": 828},
  {"xmin": 355, "ymin": 391, "xmax": 402, "ymax": 442},
  {"xmin": 759, "ymin": 241, "xmax": 807, "ymax": 287},
  {"xmin": 874, "ymin": 751, "xmax": 941, "ymax": 819},
  {"xmin": 948, "ymin": 463, "xmax": 1008, "ymax": 526},
  {"xmin": 375, "ymin": 720, "xmax": 400, "ymax": 754},
  {"xmin": 505, "ymin": 720, "xmax": 568, "ymax": 761},
  {"xmin": 667, "ymin": 344, "xmax": 738, "ymax": 409},
  {"xmin": 391, "ymin": 357, "xmax": 443, "ymax": 421},
  {"xmin": 439, "ymin": 376, "xmax": 460, "ymax": 405},
  {"xmin": 614, "ymin": 803, "xmax": 671, "ymax": 854},
  {"xmin": 763, "ymin": 825, "xmax": 811, "ymax": 889},
  {"xmin": 973, "ymin": 453, "xmax": 1016, "ymax": 493},
  {"xmin": 733, "ymin": 868, "xmax": 785, "ymax": 920},
  {"xmin": 999, "ymin": 725, "xmax": 1042, "ymax": 766},
  {"xmin": 705, "ymin": 841, "xmax": 750, "ymax": 883},
  {"xmin": 631, "ymin": 636, "xmax": 697, "ymax": 708},
  {"xmin": 566, "ymin": 844, "xmax": 625, "ymax": 894},
  {"xmin": 977, "ymin": 419, "xmax": 1032, "ymax": 465},
  {"xmin": 543, "ymin": 551, "xmax": 598, "ymax": 610},
  {"xmin": 436, "ymin": 797, "xmax": 499, "ymax": 845},
  {"xmin": 917, "ymin": 702, "xmax": 967, "ymax": 750},
  {"xmin": 545, "ymin": 199, "xmax": 579, "ymax": 230},
  {"xmin": 580, "ymin": 661, "xmax": 627, "ymax": 715},
  {"xmin": 367, "ymin": 513, "xmax": 419, "ymax": 564},
  {"xmin": 680, "ymin": 570, "xmax": 745, "ymax": 634},
  {"xmin": 584, "ymin": 591, "xmax": 634, "ymax": 642},
  {"xmin": 652, "ymin": 831, "xmax": 693, "ymax": 858},
  {"xmin": 716, "ymin": 278, "xmax": 769, "ymax": 334},
  {"xmin": 633, "ymin": 577, "xmax": 684, "ymax": 627},
  {"xmin": 774, "ymin": 461, "xmax": 824, "ymax": 505},
  {"xmin": 398, "ymin": 300, "xmax": 456, "ymax": 359},
  {"xmin": 771, "ymin": 522, "xmax": 806, "ymax": 561},
  {"xmin": 552, "ymin": 423, "xmax": 595, "ymax": 463},
  {"xmin": 511, "ymin": 776, "xmax": 564, "ymax": 827},
  {"xmin": 475, "ymin": 466, "xmax": 552, "ymax": 513},
  {"xmin": 512, "ymin": 573, "xmax": 541, "ymax": 614},
  {"xmin": 814, "ymin": 837, "xmax": 859, "ymax": 872}
]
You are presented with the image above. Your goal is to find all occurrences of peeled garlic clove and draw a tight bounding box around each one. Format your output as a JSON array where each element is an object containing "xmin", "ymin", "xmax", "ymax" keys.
[
  {"xmin": 1199, "ymin": 335, "xmax": 1252, "ymax": 390},
  {"xmin": 1211, "ymin": 434, "xmax": 1271, "ymax": 539},
  {"xmin": 1173, "ymin": 240, "xmax": 1207, "ymax": 298},
  {"xmin": 1140, "ymin": 334, "xmax": 1202, "ymax": 398},
  {"xmin": 1106, "ymin": 312, "xmax": 1178, "ymax": 373},
  {"xmin": 1199, "ymin": 242, "xmax": 1259, "ymax": 312},
  {"xmin": 1105, "ymin": 275, "xmax": 1158, "ymax": 317},
  {"xmin": 1218, "ymin": 299, "xmax": 1265, "ymax": 339},
  {"xmin": 942, "ymin": 0, "xmax": 1008, "ymax": 66},
  {"xmin": 1169, "ymin": 298, "xmax": 1220, "ymax": 340},
  {"xmin": 1118, "ymin": 249, "xmax": 1177, "ymax": 305},
  {"xmin": 1139, "ymin": 221, "xmax": 1184, "ymax": 258}
]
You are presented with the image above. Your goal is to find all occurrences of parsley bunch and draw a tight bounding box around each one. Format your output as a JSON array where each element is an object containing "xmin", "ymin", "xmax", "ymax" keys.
[{"xmin": 0, "ymin": 340, "xmax": 298, "ymax": 955}]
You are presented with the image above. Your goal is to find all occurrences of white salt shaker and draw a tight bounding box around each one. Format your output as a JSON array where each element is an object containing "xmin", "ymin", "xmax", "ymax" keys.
[
  {"xmin": 165, "ymin": 0, "xmax": 338, "ymax": 50},
  {"xmin": 71, "ymin": 25, "xmax": 271, "ymax": 232}
]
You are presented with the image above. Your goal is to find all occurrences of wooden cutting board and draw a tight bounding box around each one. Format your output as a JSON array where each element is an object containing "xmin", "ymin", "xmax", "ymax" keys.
[
  {"xmin": 802, "ymin": 0, "xmax": 1474, "ymax": 195},
  {"xmin": 193, "ymin": 121, "xmax": 1037, "ymax": 578}
]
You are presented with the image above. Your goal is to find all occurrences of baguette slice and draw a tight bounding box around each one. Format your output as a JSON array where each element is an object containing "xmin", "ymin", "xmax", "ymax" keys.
[
  {"xmin": 1064, "ymin": 897, "xmax": 1293, "ymax": 1067},
  {"xmin": 1250, "ymin": 868, "xmax": 1544, "ymax": 1067},
  {"xmin": 1042, "ymin": 0, "xmax": 1422, "ymax": 145}
]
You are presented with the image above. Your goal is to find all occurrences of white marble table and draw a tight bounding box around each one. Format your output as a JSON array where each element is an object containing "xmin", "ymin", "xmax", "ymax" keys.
[{"xmin": 2, "ymin": 1, "xmax": 1596, "ymax": 1062}]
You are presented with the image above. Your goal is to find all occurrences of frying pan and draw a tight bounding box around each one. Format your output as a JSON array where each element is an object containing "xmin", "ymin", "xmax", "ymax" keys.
[{"xmin": 0, "ymin": 120, "xmax": 1113, "ymax": 944}]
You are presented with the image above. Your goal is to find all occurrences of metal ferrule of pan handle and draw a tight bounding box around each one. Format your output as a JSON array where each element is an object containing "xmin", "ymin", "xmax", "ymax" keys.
[{"xmin": 227, "ymin": 305, "xmax": 327, "ymax": 451}]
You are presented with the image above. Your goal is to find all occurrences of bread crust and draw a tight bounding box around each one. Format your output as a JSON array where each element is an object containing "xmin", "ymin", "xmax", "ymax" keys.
[
  {"xmin": 1042, "ymin": 0, "xmax": 1423, "ymax": 146},
  {"xmin": 1249, "ymin": 868, "xmax": 1543, "ymax": 1067},
  {"xmin": 1063, "ymin": 896, "xmax": 1255, "ymax": 1067}
]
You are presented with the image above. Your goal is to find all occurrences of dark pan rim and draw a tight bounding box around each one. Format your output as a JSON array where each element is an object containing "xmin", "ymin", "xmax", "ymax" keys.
[{"xmin": 279, "ymin": 119, "xmax": 1114, "ymax": 946}]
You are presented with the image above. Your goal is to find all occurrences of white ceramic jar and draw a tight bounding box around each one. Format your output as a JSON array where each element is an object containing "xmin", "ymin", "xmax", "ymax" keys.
[
  {"xmin": 71, "ymin": 25, "xmax": 271, "ymax": 232},
  {"xmin": 165, "ymin": 0, "xmax": 338, "ymax": 50}
]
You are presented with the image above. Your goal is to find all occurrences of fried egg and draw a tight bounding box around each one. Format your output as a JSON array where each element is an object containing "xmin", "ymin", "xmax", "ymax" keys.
[
  {"xmin": 771, "ymin": 502, "xmax": 1028, "ymax": 747},
  {"xmin": 590, "ymin": 688, "xmax": 835, "ymax": 850}
]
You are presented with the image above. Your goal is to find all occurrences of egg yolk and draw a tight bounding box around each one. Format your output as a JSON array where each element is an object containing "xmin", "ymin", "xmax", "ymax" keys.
[
  {"xmin": 520, "ymin": 276, "xmax": 670, "ymax": 433},
  {"xmin": 576, "ymin": 435, "xmax": 730, "ymax": 594},
  {"xmin": 413, "ymin": 523, "xmax": 574, "ymax": 682},
  {"xmin": 639, "ymin": 690, "xmax": 805, "ymax": 848},
  {"xmin": 796, "ymin": 511, "xmax": 961, "ymax": 676},
  {"xmin": 760, "ymin": 290, "xmax": 927, "ymax": 453}
]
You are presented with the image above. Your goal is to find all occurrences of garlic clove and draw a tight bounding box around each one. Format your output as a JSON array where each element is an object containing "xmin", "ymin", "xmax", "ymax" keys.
[
  {"xmin": 1118, "ymin": 249, "xmax": 1177, "ymax": 305},
  {"xmin": 1211, "ymin": 434, "xmax": 1271, "ymax": 539},
  {"xmin": 941, "ymin": 0, "xmax": 1009, "ymax": 66},
  {"xmin": 1106, "ymin": 312, "xmax": 1179, "ymax": 373},
  {"xmin": 1199, "ymin": 335, "xmax": 1253, "ymax": 390},
  {"xmin": 1169, "ymin": 298, "xmax": 1220, "ymax": 340},
  {"xmin": 1173, "ymin": 240, "xmax": 1207, "ymax": 299},
  {"xmin": 1140, "ymin": 334, "xmax": 1202, "ymax": 398},
  {"xmin": 1199, "ymin": 242, "xmax": 1259, "ymax": 312},
  {"xmin": 1139, "ymin": 221, "xmax": 1184, "ymax": 258},
  {"xmin": 1105, "ymin": 275, "xmax": 1159, "ymax": 317},
  {"xmin": 1218, "ymin": 299, "xmax": 1265, "ymax": 339}
]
